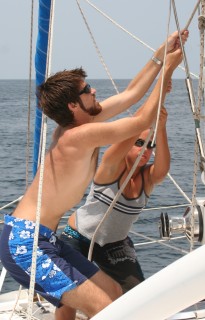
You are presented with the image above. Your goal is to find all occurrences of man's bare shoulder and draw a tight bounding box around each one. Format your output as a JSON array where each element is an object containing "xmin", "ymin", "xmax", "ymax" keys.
[{"xmin": 50, "ymin": 124, "xmax": 97, "ymax": 160}]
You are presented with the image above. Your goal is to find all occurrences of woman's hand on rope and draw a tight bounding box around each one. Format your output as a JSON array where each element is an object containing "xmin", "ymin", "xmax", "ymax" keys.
[
  {"xmin": 166, "ymin": 29, "xmax": 189, "ymax": 53},
  {"xmin": 154, "ymin": 30, "xmax": 188, "ymax": 62},
  {"xmin": 166, "ymin": 48, "xmax": 183, "ymax": 74}
]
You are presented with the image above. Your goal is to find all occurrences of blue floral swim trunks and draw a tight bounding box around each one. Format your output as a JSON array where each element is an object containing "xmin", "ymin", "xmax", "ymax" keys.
[{"xmin": 0, "ymin": 215, "xmax": 99, "ymax": 307}]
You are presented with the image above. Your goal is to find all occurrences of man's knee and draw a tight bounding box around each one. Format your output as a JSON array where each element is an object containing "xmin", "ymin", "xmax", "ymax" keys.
[
  {"xmin": 109, "ymin": 279, "xmax": 123, "ymax": 300},
  {"xmin": 90, "ymin": 270, "xmax": 122, "ymax": 300}
]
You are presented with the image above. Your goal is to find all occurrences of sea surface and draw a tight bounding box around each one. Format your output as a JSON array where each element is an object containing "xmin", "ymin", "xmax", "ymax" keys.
[{"xmin": 0, "ymin": 79, "xmax": 204, "ymax": 294}]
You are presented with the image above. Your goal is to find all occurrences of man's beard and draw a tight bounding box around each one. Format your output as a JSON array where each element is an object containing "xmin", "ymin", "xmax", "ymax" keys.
[
  {"xmin": 87, "ymin": 101, "xmax": 102, "ymax": 115},
  {"xmin": 79, "ymin": 98, "xmax": 102, "ymax": 116}
]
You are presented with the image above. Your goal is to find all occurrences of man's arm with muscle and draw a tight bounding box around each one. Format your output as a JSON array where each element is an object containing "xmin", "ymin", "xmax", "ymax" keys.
[
  {"xmin": 71, "ymin": 48, "xmax": 182, "ymax": 153},
  {"xmin": 93, "ymin": 30, "xmax": 188, "ymax": 122}
]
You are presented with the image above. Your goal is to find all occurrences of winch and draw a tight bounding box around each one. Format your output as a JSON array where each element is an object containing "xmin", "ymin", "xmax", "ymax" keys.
[{"xmin": 159, "ymin": 197, "xmax": 205, "ymax": 244}]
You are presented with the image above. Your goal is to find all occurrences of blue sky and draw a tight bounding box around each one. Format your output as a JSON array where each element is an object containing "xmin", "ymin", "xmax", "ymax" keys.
[{"xmin": 0, "ymin": 0, "xmax": 200, "ymax": 79}]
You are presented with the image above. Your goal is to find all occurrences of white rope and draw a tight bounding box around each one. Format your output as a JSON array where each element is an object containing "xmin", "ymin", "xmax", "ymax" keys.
[
  {"xmin": 8, "ymin": 285, "xmax": 24, "ymax": 320},
  {"xmin": 197, "ymin": 0, "xmax": 205, "ymax": 169},
  {"xmin": 83, "ymin": 0, "xmax": 156, "ymax": 50},
  {"xmin": 184, "ymin": 0, "xmax": 201, "ymax": 30},
  {"xmin": 76, "ymin": 0, "xmax": 119, "ymax": 95},
  {"xmin": 189, "ymin": 0, "xmax": 205, "ymax": 252},
  {"xmin": 133, "ymin": 235, "xmax": 186, "ymax": 247},
  {"xmin": 190, "ymin": 137, "xmax": 200, "ymax": 252},
  {"xmin": 129, "ymin": 230, "xmax": 188, "ymax": 254},
  {"xmin": 27, "ymin": 117, "xmax": 48, "ymax": 319},
  {"xmin": 152, "ymin": 0, "xmax": 171, "ymax": 145},
  {"xmin": 0, "ymin": 267, "xmax": 7, "ymax": 293},
  {"xmin": 26, "ymin": 0, "xmax": 34, "ymax": 190},
  {"xmin": 166, "ymin": 173, "xmax": 192, "ymax": 204},
  {"xmin": 143, "ymin": 203, "xmax": 190, "ymax": 211},
  {"xmin": 82, "ymin": 0, "xmax": 198, "ymax": 79},
  {"xmin": 27, "ymin": 1, "xmax": 55, "ymax": 318},
  {"xmin": 171, "ymin": 0, "xmax": 204, "ymax": 257},
  {"xmin": 0, "ymin": 196, "xmax": 23, "ymax": 211},
  {"xmin": 172, "ymin": 0, "xmax": 192, "ymax": 79},
  {"xmin": 152, "ymin": 150, "xmax": 192, "ymax": 204}
]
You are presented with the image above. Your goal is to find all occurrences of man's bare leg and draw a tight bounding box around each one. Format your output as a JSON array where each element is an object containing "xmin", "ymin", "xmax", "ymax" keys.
[
  {"xmin": 55, "ymin": 305, "xmax": 76, "ymax": 320},
  {"xmin": 55, "ymin": 270, "xmax": 122, "ymax": 320}
]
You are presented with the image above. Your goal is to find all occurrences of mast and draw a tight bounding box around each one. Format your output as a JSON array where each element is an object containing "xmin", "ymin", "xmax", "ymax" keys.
[{"xmin": 33, "ymin": 0, "xmax": 52, "ymax": 177}]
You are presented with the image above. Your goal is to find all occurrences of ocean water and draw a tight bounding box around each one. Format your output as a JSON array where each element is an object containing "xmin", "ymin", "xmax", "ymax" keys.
[{"xmin": 0, "ymin": 79, "xmax": 204, "ymax": 294}]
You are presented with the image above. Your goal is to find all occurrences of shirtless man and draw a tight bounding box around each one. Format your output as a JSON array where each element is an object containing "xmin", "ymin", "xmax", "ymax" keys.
[{"xmin": 0, "ymin": 31, "xmax": 188, "ymax": 320}]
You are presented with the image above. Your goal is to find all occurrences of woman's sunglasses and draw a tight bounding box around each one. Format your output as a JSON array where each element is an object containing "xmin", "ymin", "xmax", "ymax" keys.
[
  {"xmin": 135, "ymin": 139, "xmax": 156, "ymax": 149},
  {"xmin": 79, "ymin": 83, "xmax": 91, "ymax": 95}
]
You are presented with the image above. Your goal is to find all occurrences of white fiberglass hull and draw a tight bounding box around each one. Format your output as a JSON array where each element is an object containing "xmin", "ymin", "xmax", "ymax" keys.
[{"xmin": 91, "ymin": 244, "xmax": 205, "ymax": 320}]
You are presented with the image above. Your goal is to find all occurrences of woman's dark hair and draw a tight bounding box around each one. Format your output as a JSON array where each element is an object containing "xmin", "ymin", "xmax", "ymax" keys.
[{"xmin": 36, "ymin": 67, "xmax": 87, "ymax": 127}]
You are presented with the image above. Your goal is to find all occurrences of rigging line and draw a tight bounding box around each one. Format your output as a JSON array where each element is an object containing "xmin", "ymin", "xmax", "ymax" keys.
[
  {"xmin": 172, "ymin": 0, "xmax": 204, "ymax": 264},
  {"xmin": 152, "ymin": 0, "xmax": 171, "ymax": 145},
  {"xmin": 186, "ymin": 77, "xmax": 205, "ymax": 162},
  {"xmin": 143, "ymin": 204, "xmax": 191, "ymax": 211},
  {"xmin": 184, "ymin": 0, "xmax": 201, "ymax": 30},
  {"xmin": 173, "ymin": 0, "xmax": 204, "ymax": 169},
  {"xmin": 172, "ymin": 0, "xmax": 199, "ymax": 121},
  {"xmin": 83, "ymin": 0, "xmax": 198, "ymax": 79},
  {"xmin": 166, "ymin": 172, "xmax": 192, "ymax": 203},
  {"xmin": 172, "ymin": 1, "xmax": 205, "ymax": 279},
  {"xmin": 133, "ymin": 236, "xmax": 186, "ymax": 247},
  {"xmin": 197, "ymin": 3, "xmax": 205, "ymax": 161},
  {"xmin": 172, "ymin": 0, "xmax": 192, "ymax": 77},
  {"xmin": 173, "ymin": 1, "xmax": 205, "ymax": 167},
  {"xmin": 9, "ymin": 285, "xmax": 24, "ymax": 320},
  {"xmin": 190, "ymin": 137, "xmax": 200, "ymax": 252},
  {"xmin": 0, "ymin": 196, "xmax": 23, "ymax": 211},
  {"xmin": 0, "ymin": 267, "xmax": 7, "ymax": 293},
  {"xmin": 189, "ymin": 138, "xmax": 201, "ymax": 315},
  {"xmin": 153, "ymin": 151, "xmax": 192, "ymax": 204},
  {"xmin": 27, "ymin": 1, "xmax": 55, "ymax": 318},
  {"xmin": 189, "ymin": 0, "xmax": 205, "ymax": 251},
  {"xmin": 76, "ymin": 0, "xmax": 135, "ymax": 117},
  {"xmin": 26, "ymin": 0, "xmax": 34, "ymax": 190},
  {"xmin": 129, "ymin": 230, "xmax": 188, "ymax": 254},
  {"xmin": 75, "ymin": 0, "xmax": 119, "ymax": 96}
]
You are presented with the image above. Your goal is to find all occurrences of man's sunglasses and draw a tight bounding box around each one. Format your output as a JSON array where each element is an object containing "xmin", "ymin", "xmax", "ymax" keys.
[
  {"xmin": 79, "ymin": 83, "xmax": 91, "ymax": 95},
  {"xmin": 135, "ymin": 139, "xmax": 156, "ymax": 149}
]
